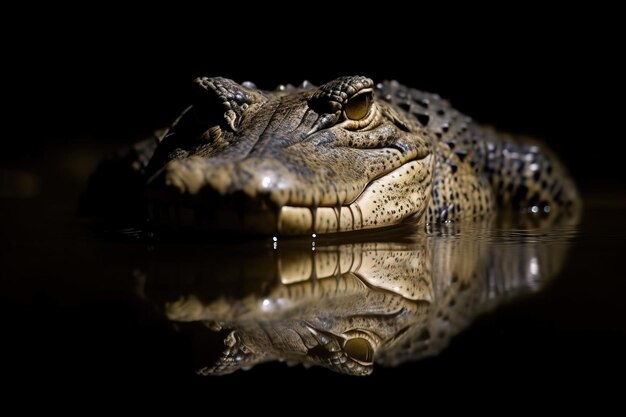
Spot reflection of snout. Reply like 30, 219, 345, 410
145, 160, 283, 234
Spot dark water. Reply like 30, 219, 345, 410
144, 223, 577, 377
2, 143, 625, 397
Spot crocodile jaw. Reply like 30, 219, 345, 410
278, 155, 433, 234
147, 154, 432, 235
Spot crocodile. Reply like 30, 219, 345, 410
143, 221, 574, 375
86, 75, 580, 234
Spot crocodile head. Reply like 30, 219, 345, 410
145, 75, 433, 235
152, 224, 573, 376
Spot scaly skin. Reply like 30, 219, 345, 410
88, 75, 580, 234
144, 222, 573, 375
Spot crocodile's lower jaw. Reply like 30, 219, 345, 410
148, 155, 432, 236
278, 155, 432, 235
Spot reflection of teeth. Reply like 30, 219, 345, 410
278, 253, 312, 284
315, 251, 339, 278
279, 248, 349, 284
278, 155, 432, 235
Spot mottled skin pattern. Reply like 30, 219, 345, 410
105, 75, 578, 235
380, 80, 578, 223
145, 222, 572, 375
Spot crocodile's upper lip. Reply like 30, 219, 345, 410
146, 151, 433, 235
149, 145, 426, 206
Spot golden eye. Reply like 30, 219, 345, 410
345, 91, 373, 120
343, 338, 374, 362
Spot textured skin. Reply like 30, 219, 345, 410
379, 81, 579, 224
92, 75, 579, 234
145, 222, 573, 375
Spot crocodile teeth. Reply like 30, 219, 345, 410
278, 155, 433, 235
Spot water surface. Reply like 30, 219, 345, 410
143, 222, 576, 376
1, 146, 625, 391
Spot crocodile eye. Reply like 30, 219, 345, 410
343, 338, 373, 362
345, 91, 373, 120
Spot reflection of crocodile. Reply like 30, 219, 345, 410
86, 76, 579, 234
143, 221, 573, 376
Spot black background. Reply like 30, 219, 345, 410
6, 10, 622, 192
3, 9, 625, 403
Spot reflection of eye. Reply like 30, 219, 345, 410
345, 91, 373, 120
344, 338, 374, 362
